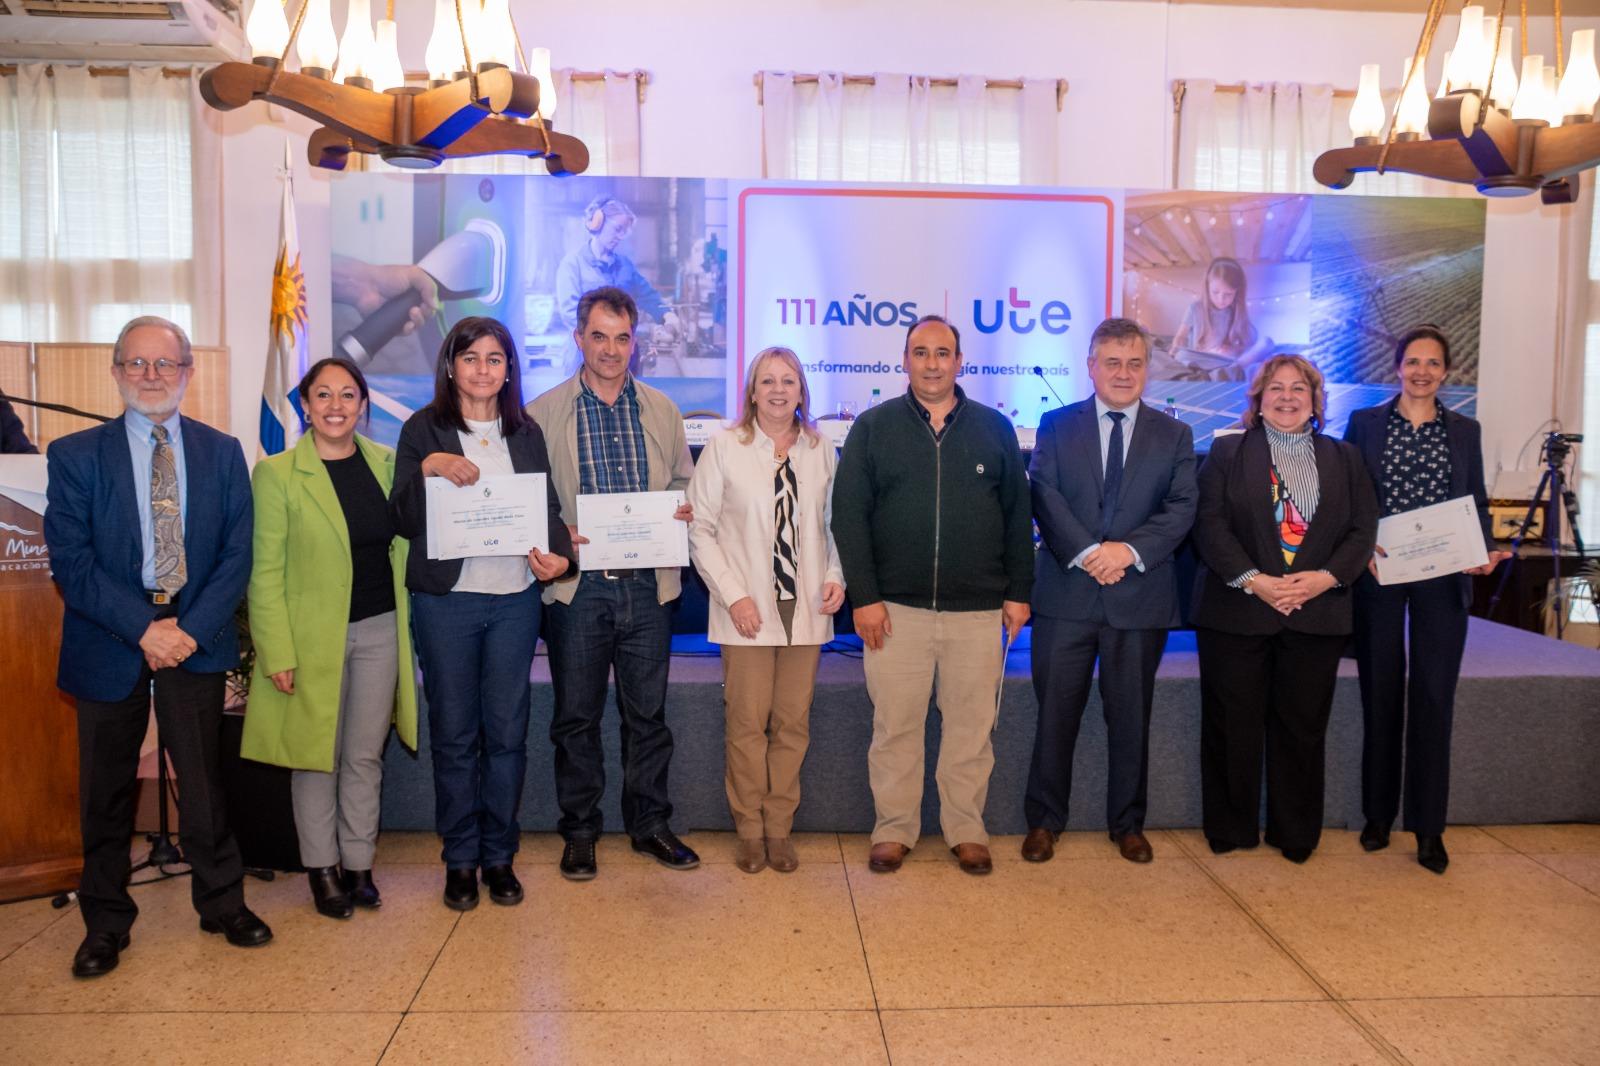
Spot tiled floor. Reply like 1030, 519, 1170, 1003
2, 824, 1597, 1065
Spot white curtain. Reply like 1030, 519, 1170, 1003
1177, 79, 1471, 197
433, 69, 644, 177
0, 64, 221, 344
759, 72, 1059, 185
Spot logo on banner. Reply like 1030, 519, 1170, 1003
774, 295, 920, 328
973, 288, 1071, 336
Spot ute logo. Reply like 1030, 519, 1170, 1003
973, 288, 1071, 335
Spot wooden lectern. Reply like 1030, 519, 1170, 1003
0, 455, 80, 901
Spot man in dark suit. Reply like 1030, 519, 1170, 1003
45, 316, 269, 979
1022, 318, 1197, 864
1, 395, 38, 453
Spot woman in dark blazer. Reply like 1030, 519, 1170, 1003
1191, 353, 1377, 863
390, 316, 575, 911
1344, 326, 1508, 875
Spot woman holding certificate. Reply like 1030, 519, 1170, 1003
1191, 354, 1376, 864
390, 317, 575, 911
1344, 326, 1507, 875
243, 357, 415, 919
687, 347, 845, 874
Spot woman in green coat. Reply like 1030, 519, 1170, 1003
242, 357, 417, 919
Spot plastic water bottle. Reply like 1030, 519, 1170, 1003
1035, 395, 1052, 427
1163, 396, 1179, 419
867, 388, 881, 410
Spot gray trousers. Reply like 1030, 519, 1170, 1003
291, 611, 399, 870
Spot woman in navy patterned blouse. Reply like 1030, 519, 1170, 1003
1343, 326, 1509, 875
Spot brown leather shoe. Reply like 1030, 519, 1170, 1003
1115, 831, 1154, 864
868, 842, 909, 873
1021, 827, 1057, 863
951, 842, 993, 875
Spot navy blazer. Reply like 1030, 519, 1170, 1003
1344, 398, 1494, 608
1190, 426, 1378, 637
44, 415, 253, 702
1030, 399, 1198, 629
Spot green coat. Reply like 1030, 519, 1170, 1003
241, 432, 418, 771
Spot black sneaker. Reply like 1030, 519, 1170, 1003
631, 829, 700, 870
560, 838, 598, 881
443, 867, 479, 911
482, 864, 524, 905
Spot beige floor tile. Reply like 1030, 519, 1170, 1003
880, 1002, 1389, 1065
1210, 853, 1600, 998
1352, 996, 1600, 1066
411, 862, 873, 1011
1481, 823, 1600, 853
839, 830, 1183, 865
0, 1012, 399, 1066
381, 1010, 888, 1065
1528, 853, 1600, 897
375, 831, 441, 864
0, 865, 458, 1013
377, 831, 842, 868
847, 854, 1322, 1009
1167, 826, 1513, 864
0, 897, 71, 960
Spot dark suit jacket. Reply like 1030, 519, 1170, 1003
1190, 426, 1378, 636
1344, 399, 1493, 609
390, 407, 576, 596
0, 397, 37, 454
1030, 399, 1197, 629
44, 415, 253, 702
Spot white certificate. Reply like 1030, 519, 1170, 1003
425, 473, 549, 560
1374, 495, 1489, 586
575, 490, 689, 571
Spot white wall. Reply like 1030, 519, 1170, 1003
218, 0, 1593, 473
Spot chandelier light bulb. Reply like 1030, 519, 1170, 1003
1435, 51, 1452, 98
528, 46, 557, 119
295, 0, 340, 76
1511, 54, 1548, 121
1446, 5, 1486, 92
1489, 32, 1519, 110
368, 18, 405, 93
1543, 65, 1566, 128
1349, 63, 1386, 143
477, 0, 516, 70
333, 0, 375, 84
425, 0, 467, 82
1396, 55, 1431, 136
245, 0, 291, 63
1558, 28, 1600, 121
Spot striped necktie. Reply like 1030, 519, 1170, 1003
150, 424, 187, 595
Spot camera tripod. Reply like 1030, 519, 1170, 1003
1488, 431, 1588, 639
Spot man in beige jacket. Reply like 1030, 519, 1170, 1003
526, 286, 699, 881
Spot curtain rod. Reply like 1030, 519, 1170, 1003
0, 64, 194, 78
754, 71, 1068, 111
1171, 78, 1364, 108
400, 67, 651, 103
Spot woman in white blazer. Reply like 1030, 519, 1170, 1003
688, 346, 845, 875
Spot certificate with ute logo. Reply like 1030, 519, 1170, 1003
1374, 495, 1489, 586
575, 490, 689, 571
425, 474, 549, 560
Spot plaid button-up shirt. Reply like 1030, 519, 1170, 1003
576, 374, 649, 495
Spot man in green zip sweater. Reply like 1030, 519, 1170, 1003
831, 314, 1033, 876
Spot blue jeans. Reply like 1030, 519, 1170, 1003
411, 586, 539, 870
544, 571, 675, 841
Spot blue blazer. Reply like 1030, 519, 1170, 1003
1344, 398, 1494, 608
1030, 399, 1198, 629
45, 415, 253, 702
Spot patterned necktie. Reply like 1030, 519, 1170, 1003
1100, 411, 1125, 540
150, 424, 187, 595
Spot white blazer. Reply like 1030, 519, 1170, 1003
688, 424, 845, 647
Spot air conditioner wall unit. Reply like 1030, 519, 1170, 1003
0, 0, 248, 63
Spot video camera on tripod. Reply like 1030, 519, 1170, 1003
1490, 429, 1587, 639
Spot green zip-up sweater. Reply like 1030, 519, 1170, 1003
831, 387, 1034, 612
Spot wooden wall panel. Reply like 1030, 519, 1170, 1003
33, 344, 231, 448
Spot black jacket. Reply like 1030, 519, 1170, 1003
0, 397, 37, 454
390, 407, 576, 596
1190, 426, 1378, 636
1344, 399, 1493, 609
1031, 399, 1197, 629
831, 387, 1033, 612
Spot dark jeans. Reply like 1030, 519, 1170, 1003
1354, 574, 1469, 837
411, 586, 539, 870
76, 665, 244, 936
544, 571, 675, 842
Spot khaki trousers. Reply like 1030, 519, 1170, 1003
720, 601, 822, 839
864, 603, 1003, 849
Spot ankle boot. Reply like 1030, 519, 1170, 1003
308, 866, 353, 919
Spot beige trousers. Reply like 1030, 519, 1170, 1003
864, 603, 1004, 849
720, 601, 822, 839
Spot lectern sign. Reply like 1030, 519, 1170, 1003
0, 485, 48, 590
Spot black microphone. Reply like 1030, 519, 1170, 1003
1032, 366, 1069, 409
0, 388, 112, 424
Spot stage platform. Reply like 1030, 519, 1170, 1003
374, 617, 1600, 840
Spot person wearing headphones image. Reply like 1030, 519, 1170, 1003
554, 194, 680, 373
